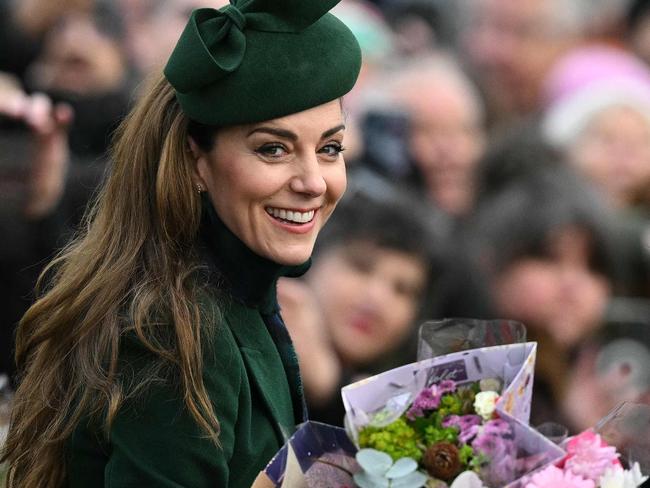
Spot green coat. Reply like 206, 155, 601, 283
67, 295, 301, 487
66, 201, 308, 487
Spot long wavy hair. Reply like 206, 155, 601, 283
1, 73, 221, 487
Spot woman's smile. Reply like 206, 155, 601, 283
265, 206, 317, 225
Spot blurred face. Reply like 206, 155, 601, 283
568, 105, 650, 207
462, 0, 572, 115
397, 77, 485, 215
194, 100, 347, 266
493, 226, 610, 347
309, 241, 427, 366
31, 13, 126, 95
132, 0, 225, 73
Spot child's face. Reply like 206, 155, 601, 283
309, 241, 428, 367
493, 226, 610, 347
569, 105, 650, 207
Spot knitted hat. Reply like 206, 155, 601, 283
542, 45, 650, 147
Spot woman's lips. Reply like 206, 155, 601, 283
265, 206, 318, 234
348, 311, 377, 336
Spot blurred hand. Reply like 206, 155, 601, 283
562, 345, 644, 432
0, 79, 72, 218
278, 278, 342, 406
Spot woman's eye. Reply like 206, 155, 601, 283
256, 144, 287, 158
319, 142, 345, 158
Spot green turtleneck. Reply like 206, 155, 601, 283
66, 196, 309, 488
198, 192, 311, 313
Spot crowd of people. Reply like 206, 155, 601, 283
2, 0, 650, 446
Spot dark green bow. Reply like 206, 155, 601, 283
166, 0, 341, 94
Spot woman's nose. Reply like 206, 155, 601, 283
289, 156, 327, 196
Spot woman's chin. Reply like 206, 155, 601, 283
264, 248, 313, 266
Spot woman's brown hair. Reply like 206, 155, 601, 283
1, 73, 220, 487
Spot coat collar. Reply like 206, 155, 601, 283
224, 300, 296, 443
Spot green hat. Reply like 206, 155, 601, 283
164, 0, 362, 126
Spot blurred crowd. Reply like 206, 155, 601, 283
2, 0, 650, 437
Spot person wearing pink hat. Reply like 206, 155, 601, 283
542, 45, 650, 209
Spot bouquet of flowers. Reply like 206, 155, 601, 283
341, 342, 565, 487
353, 377, 537, 487
255, 320, 649, 488
523, 429, 647, 488
518, 402, 650, 488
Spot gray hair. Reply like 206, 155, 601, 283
360, 53, 485, 124
452, 0, 606, 38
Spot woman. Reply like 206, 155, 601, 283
2, 1, 361, 486
442, 162, 616, 429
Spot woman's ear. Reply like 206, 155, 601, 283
188, 136, 202, 162
187, 136, 208, 188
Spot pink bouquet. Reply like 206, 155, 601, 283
524, 430, 648, 488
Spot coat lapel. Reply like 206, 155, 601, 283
225, 301, 295, 443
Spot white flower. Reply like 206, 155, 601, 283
449, 471, 486, 488
600, 466, 628, 488
599, 463, 648, 488
626, 463, 649, 487
474, 391, 499, 421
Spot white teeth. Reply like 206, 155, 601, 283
266, 207, 315, 224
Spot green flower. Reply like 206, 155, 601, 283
359, 418, 423, 462
423, 425, 459, 445
458, 444, 475, 466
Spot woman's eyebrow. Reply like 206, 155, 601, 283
247, 127, 298, 140
246, 124, 346, 140
322, 124, 346, 139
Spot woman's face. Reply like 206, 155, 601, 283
309, 241, 428, 366
194, 100, 347, 265
493, 226, 610, 347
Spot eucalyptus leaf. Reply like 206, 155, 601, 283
356, 448, 393, 476
385, 457, 418, 479
354, 471, 391, 488
389, 470, 428, 488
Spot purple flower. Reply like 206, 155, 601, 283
406, 381, 457, 419
443, 415, 482, 444
481, 419, 511, 437
406, 388, 441, 419
438, 380, 457, 395
482, 453, 518, 485
472, 420, 515, 458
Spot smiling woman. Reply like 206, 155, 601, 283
1, 1, 361, 487
191, 101, 348, 266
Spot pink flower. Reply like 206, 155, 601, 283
564, 430, 620, 482
525, 465, 595, 488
